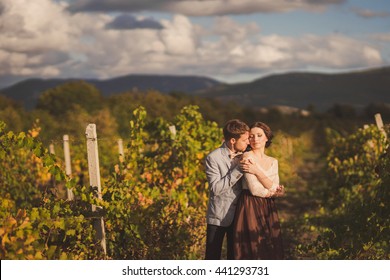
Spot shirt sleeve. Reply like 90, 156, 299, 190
205, 153, 243, 196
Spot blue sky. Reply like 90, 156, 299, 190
0, 0, 389, 89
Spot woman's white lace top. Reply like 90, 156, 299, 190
242, 155, 279, 197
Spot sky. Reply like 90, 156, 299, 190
0, 0, 389, 89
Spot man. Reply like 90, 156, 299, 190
205, 119, 250, 259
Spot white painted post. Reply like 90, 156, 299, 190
118, 138, 124, 156
169, 125, 177, 160
49, 144, 55, 155
49, 143, 56, 190
85, 124, 107, 255
169, 125, 177, 139
63, 135, 74, 201
375, 113, 387, 139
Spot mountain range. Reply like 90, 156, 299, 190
0, 75, 221, 109
1, 66, 389, 112
194, 66, 390, 112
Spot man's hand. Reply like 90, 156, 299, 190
240, 158, 259, 175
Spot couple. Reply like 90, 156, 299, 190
205, 119, 284, 260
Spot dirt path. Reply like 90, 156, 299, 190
277, 151, 327, 259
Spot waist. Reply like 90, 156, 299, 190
241, 189, 273, 200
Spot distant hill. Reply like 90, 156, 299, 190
193, 66, 390, 112
0, 75, 222, 109
1, 67, 389, 112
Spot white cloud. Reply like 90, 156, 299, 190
195, 33, 383, 77
160, 15, 197, 56
293, 34, 382, 67
371, 33, 390, 42
0, 0, 74, 52
0, 0, 384, 87
211, 17, 260, 42
0, 0, 75, 76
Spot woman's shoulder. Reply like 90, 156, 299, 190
266, 155, 278, 165
267, 155, 277, 161
243, 150, 254, 159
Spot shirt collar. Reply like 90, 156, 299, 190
228, 149, 243, 159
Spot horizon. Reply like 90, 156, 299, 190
2, 64, 389, 90
0, 0, 389, 89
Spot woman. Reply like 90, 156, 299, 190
233, 121, 284, 259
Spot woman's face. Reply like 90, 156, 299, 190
249, 127, 268, 149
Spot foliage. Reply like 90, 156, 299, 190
1, 96, 388, 260
299, 125, 389, 259
1, 106, 222, 259
0, 95, 25, 132
0, 121, 104, 260
102, 105, 221, 259
36, 81, 103, 116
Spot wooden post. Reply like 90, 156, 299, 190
63, 135, 74, 201
49, 143, 56, 191
375, 113, 387, 139
117, 138, 125, 166
169, 125, 177, 160
49, 144, 55, 155
85, 124, 107, 255
118, 138, 124, 156
169, 125, 177, 139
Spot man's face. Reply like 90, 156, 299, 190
232, 131, 249, 152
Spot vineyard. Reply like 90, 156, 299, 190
0, 105, 389, 260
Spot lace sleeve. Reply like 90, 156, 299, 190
268, 159, 280, 195
244, 158, 279, 198
244, 173, 270, 197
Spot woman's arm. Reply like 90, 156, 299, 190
241, 155, 277, 197
242, 157, 281, 197
244, 172, 272, 197
242, 156, 278, 190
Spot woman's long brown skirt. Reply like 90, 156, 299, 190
233, 190, 284, 260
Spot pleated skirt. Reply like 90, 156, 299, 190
233, 190, 284, 260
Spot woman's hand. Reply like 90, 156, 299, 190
274, 185, 285, 197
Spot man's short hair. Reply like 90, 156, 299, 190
223, 119, 249, 141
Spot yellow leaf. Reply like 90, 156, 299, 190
34, 251, 43, 260
7, 217, 17, 227
25, 235, 35, 245
2, 233, 10, 246
19, 219, 30, 229
60, 252, 68, 260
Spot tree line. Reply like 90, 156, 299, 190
1, 80, 389, 146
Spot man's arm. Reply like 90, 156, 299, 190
205, 155, 243, 196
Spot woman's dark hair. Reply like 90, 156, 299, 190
250, 121, 273, 148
